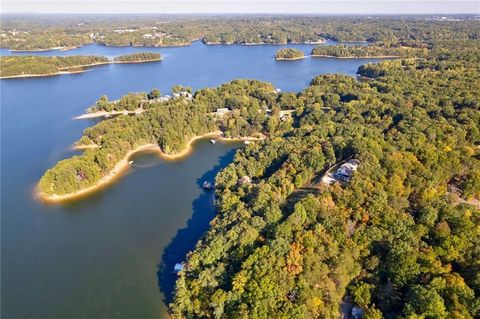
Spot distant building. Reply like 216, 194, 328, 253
143, 34, 153, 39
215, 108, 230, 116
158, 95, 171, 102
237, 175, 252, 186
173, 91, 193, 100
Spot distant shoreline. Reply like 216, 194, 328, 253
37, 131, 264, 203
274, 54, 400, 61
0, 58, 162, 79
9, 46, 81, 52
311, 54, 400, 59
210, 40, 327, 46
4, 38, 335, 53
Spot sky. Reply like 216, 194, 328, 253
1, 0, 479, 14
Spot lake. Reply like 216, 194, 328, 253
1, 41, 385, 319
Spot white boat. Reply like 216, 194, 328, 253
129, 160, 134, 164
174, 263, 184, 274
203, 181, 213, 189
210, 139, 216, 144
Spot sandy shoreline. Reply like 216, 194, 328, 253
37, 143, 161, 203
74, 109, 144, 120
275, 56, 306, 61
37, 130, 260, 203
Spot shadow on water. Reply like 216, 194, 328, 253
157, 148, 237, 306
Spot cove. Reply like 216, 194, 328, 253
1, 41, 387, 319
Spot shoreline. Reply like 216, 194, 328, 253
273, 53, 398, 61
311, 54, 400, 59
37, 131, 260, 203
205, 39, 326, 46
275, 56, 306, 61
9, 46, 81, 52
112, 58, 162, 64
0, 70, 86, 79
73, 144, 100, 150
37, 143, 160, 203
74, 108, 144, 120
0, 59, 162, 79
5, 38, 332, 52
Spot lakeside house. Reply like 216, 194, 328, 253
173, 91, 193, 100
279, 109, 294, 121
333, 159, 360, 182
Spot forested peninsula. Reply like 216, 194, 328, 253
35, 22, 480, 319
0, 52, 161, 78
311, 44, 430, 58
168, 41, 480, 319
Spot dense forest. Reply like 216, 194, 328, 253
169, 45, 480, 319
0, 55, 109, 77
275, 48, 305, 60
33, 16, 480, 318
311, 44, 429, 58
113, 52, 162, 62
1, 15, 479, 49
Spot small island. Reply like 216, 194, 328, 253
275, 48, 305, 60
113, 52, 162, 63
0, 52, 162, 79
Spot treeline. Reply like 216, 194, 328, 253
1, 31, 91, 51
311, 44, 429, 58
2, 15, 479, 49
275, 48, 305, 60
0, 55, 108, 77
113, 52, 161, 62
169, 47, 480, 318
87, 93, 147, 113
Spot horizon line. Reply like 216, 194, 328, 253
3, 1, 479, 15
2, 12, 479, 15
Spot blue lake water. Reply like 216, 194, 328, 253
1, 41, 385, 319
